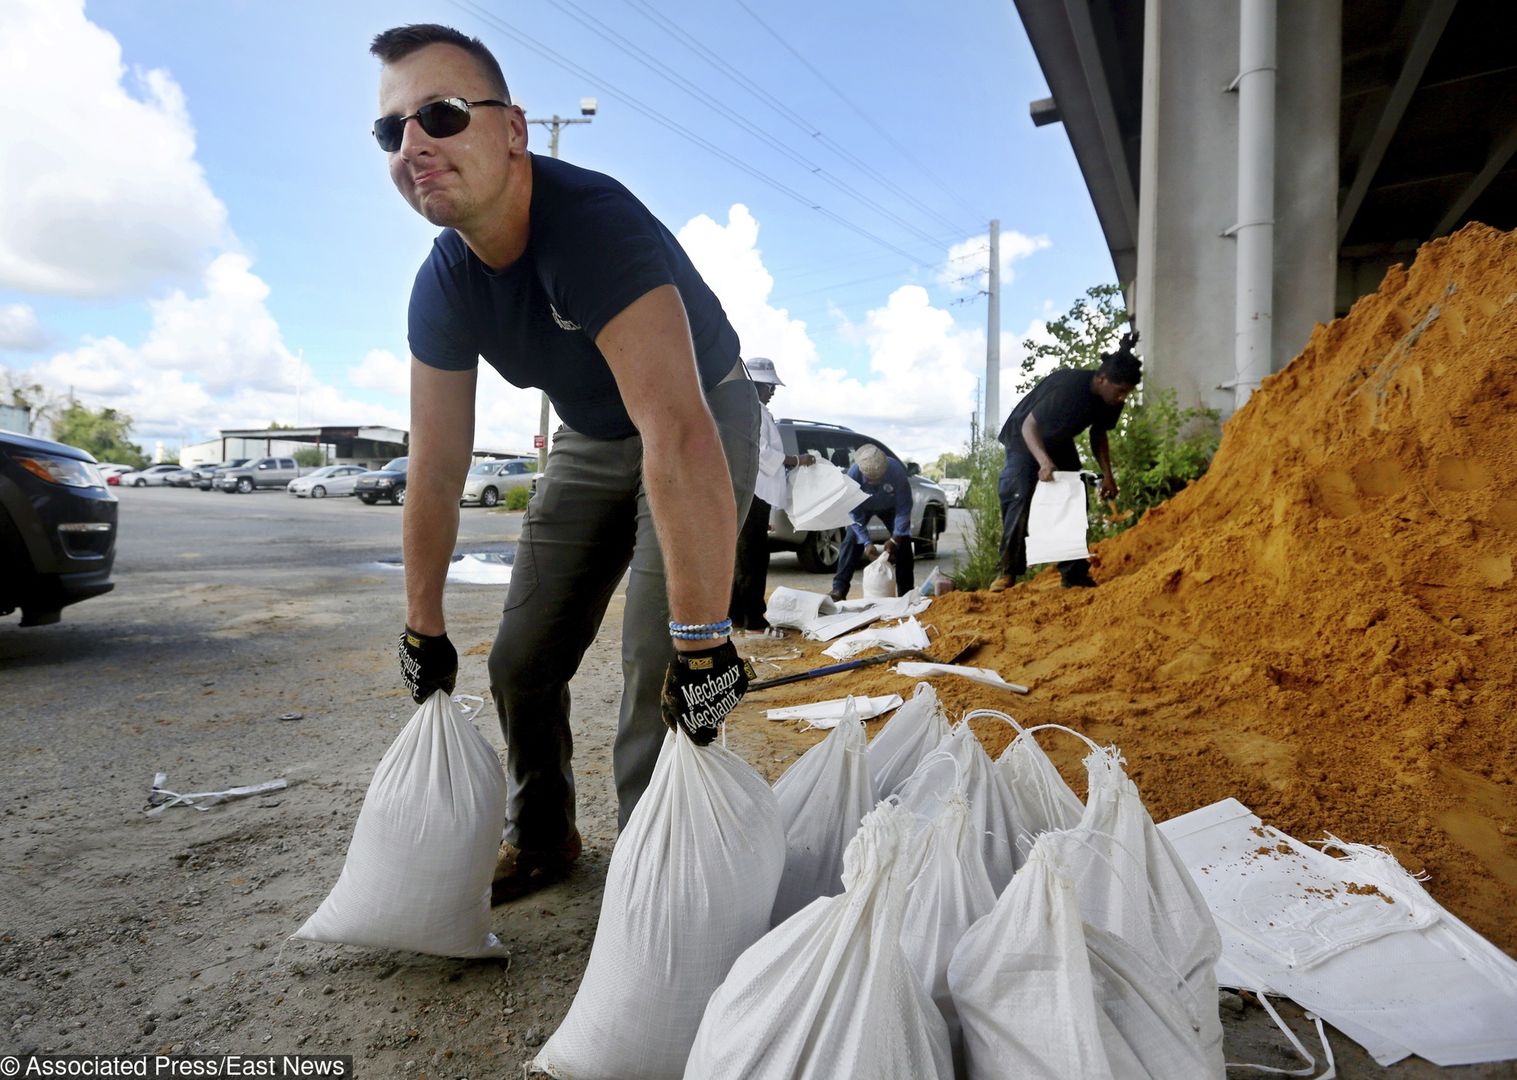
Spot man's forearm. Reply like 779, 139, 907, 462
641, 413, 737, 639
403, 470, 463, 635
1021, 415, 1054, 469
1092, 430, 1115, 481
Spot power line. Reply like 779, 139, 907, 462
537, 0, 954, 251
734, 0, 990, 226
618, 0, 979, 238
445, 0, 932, 265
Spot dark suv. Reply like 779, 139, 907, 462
0, 430, 118, 626
355, 457, 409, 505
770, 419, 948, 573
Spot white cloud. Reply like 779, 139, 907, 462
11, 256, 405, 444
348, 349, 409, 396
938, 230, 1051, 294
0, 304, 47, 351
0, 0, 228, 298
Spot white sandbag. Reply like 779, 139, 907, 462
765, 693, 903, 728
787, 459, 869, 530
801, 593, 932, 641
764, 586, 837, 631
895, 724, 1023, 893
867, 682, 949, 799
949, 835, 1218, 1080
900, 791, 998, 1078
1025, 469, 1090, 564
685, 803, 953, 1080
979, 714, 1086, 859
294, 693, 506, 958
822, 616, 930, 660
1060, 739, 1225, 1075
534, 731, 784, 1080
863, 551, 896, 598
770, 699, 877, 926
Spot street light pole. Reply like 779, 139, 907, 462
527, 99, 596, 471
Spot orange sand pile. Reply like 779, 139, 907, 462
733, 223, 1517, 955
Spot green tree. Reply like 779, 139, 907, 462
294, 447, 324, 467
949, 436, 1007, 591
2, 371, 69, 434
1016, 283, 1128, 394
930, 450, 972, 479
51, 403, 147, 468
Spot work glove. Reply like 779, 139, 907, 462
661, 640, 755, 746
398, 626, 458, 704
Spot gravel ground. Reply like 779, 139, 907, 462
1, 486, 1510, 1077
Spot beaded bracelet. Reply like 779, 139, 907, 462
669, 618, 732, 641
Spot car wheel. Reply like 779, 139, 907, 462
915, 507, 944, 557
236, 477, 254, 494
133, 478, 146, 487
392, 486, 406, 506
796, 527, 843, 574
359, 494, 376, 504
481, 486, 499, 508
311, 485, 326, 499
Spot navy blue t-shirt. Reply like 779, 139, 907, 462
998, 367, 1124, 457
407, 154, 742, 439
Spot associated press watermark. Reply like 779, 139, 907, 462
0, 1057, 353, 1078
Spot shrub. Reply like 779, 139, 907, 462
504, 486, 531, 511
950, 437, 1007, 591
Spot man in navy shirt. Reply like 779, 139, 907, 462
830, 444, 915, 601
992, 336, 1141, 591
371, 24, 760, 902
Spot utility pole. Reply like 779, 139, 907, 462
527, 97, 597, 471
984, 219, 1001, 438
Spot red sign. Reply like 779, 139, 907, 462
533, 434, 546, 449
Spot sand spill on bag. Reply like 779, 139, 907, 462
732, 223, 1517, 956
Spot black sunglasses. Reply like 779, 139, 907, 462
373, 97, 510, 153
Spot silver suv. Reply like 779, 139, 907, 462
769, 419, 948, 573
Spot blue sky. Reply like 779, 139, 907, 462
0, 0, 1115, 463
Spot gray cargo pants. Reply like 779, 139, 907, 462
488, 375, 760, 850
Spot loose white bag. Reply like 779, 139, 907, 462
684, 803, 953, 1080
294, 692, 507, 958
763, 586, 838, 630
770, 700, 877, 926
1024, 470, 1090, 564
867, 682, 950, 799
534, 732, 784, 1080
787, 459, 869, 531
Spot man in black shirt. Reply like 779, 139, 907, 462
371, 24, 760, 902
992, 336, 1141, 591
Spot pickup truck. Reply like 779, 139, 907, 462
218, 457, 302, 493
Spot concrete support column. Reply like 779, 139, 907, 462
1134, 1, 1339, 418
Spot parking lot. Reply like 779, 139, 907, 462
0, 482, 970, 1072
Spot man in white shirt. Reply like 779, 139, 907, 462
730, 358, 813, 637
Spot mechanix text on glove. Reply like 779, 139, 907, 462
660, 640, 754, 745
398, 626, 458, 705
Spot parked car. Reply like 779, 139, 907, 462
937, 477, 970, 508
218, 457, 301, 493
194, 459, 250, 490
769, 419, 948, 573
166, 467, 200, 488
119, 463, 188, 487
287, 464, 369, 498
96, 463, 135, 479
355, 457, 408, 505
0, 429, 117, 626
461, 459, 539, 507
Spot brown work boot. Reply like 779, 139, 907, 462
491, 830, 582, 906
988, 575, 1014, 593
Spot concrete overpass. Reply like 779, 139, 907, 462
1014, 0, 1517, 415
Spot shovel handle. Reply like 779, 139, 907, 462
748, 649, 921, 691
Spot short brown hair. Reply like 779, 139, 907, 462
370, 24, 510, 102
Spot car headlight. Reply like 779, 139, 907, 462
376, 478, 393, 487
14, 453, 105, 489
